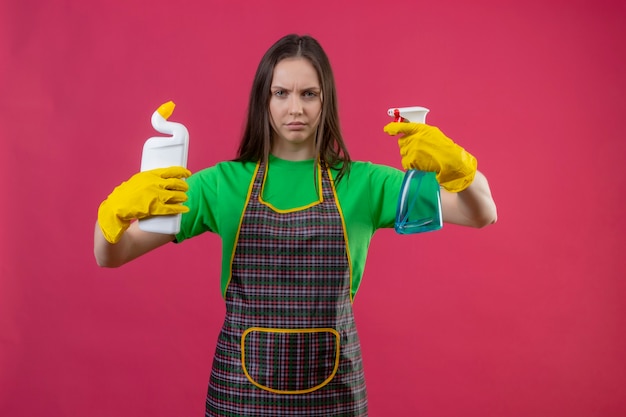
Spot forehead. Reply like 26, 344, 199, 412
272, 57, 320, 86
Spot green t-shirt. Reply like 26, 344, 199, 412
176, 155, 414, 299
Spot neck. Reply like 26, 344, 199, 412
270, 142, 316, 161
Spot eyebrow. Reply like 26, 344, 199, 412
270, 85, 321, 92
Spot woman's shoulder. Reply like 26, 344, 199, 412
339, 160, 404, 178
192, 159, 257, 178
329, 161, 404, 193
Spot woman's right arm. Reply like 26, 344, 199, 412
94, 221, 175, 268
94, 166, 192, 267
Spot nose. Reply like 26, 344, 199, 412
288, 96, 303, 115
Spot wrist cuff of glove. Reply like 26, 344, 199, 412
439, 170, 476, 192
97, 200, 131, 244
438, 152, 478, 193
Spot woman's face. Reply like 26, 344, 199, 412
268, 57, 322, 160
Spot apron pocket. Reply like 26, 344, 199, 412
241, 327, 340, 394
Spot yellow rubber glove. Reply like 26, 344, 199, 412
97, 166, 192, 244
384, 122, 477, 192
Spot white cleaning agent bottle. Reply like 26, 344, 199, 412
138, 101, 189, 235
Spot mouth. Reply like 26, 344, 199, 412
285, 122, 306, 130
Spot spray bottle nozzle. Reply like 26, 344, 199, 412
388, 106, 430, 123
393, 108, 407, 122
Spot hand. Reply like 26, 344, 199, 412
97, 166, 192, 244
383, 122, 477, 192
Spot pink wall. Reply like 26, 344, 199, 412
2, 0, 625, 416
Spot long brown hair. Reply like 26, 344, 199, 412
235, 34, 351, 182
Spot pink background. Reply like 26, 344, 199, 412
2, 0, 625, 416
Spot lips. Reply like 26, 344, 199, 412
285, 122, 306, 130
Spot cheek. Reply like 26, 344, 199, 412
311, 104, 322, 125
269, 100, 284, 120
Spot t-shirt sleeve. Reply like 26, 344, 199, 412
366, 163, 405, 229
366, 163, 442, 231
175, 166, 219, 243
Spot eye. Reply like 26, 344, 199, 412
273, 89, 286, 97
303, 91, 319, 99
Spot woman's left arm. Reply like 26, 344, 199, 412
383, 121, 497, 228
440, 170, 497, 228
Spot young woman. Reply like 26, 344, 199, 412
95, 34, 497, 417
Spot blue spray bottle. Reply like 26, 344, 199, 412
388, 107, 442, 234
